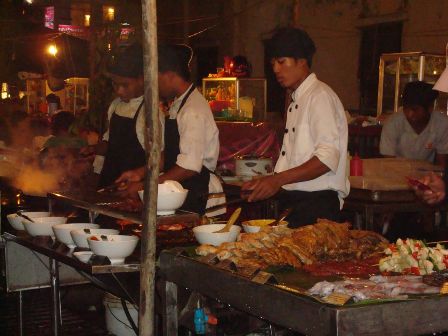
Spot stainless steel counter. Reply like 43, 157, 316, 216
159, 249, 448, 336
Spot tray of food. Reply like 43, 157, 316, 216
189, 220, 448, 306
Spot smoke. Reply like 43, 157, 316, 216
13, 164, 63, 197
10, 145, 89, 196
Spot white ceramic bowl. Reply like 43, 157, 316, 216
53, 223, 100, 249
242, 219, 288, 233
87, 234, 139, 264
138, 186, 188, 216
73, 251, 94, 263
193, 224, 241, 246
7, 211, 50, 231
71, 228, 120, 249
22, 216, 68, 237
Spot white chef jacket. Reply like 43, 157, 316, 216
168, 85, 224, 216
274, 73, 350, 208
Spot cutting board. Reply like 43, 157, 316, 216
349, 158, 442, 191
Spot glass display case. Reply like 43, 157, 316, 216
202, 77, 267, 121
377, 52, 447, 116
64, 77, 89, 115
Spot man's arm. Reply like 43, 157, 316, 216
242, 156, 330, 202
159, 165, 197, 183
243, 91, 342, 202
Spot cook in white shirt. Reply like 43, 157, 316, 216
242, 27, 349, 227
91, 43, 147, 188
93, 96, 145, 173
158, 44, 224, 215
117, 44, 224, 215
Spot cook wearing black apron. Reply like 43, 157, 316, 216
275, 189, 340, 228
99, 101, 146, 188
163, 85, 211, 215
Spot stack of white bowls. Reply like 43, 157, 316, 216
21, 216, 68, 237
7, 211, 50, 231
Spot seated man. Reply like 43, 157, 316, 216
380, 81, 448, 168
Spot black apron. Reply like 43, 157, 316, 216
99, 101, 146, 188
164, 86, 211, 215
275, 189, 341, 228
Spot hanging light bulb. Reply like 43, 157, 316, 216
47, 44, 58, 56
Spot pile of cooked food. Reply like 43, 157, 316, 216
196, 219, 389, 270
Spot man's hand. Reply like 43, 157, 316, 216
115, 167, 145, 186
115, 181, 144, 199
414, 173, 446, 205
241, 175, 282, 202
79, 145, 96, 159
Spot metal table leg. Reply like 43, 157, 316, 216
17, 290, 23, 336
50, 258, 61, 336
162, 281, 178, 336
89, 211, 96, 224
48, 197, 54, 215
364, 207, 374, 231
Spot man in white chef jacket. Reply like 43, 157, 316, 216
116, 44, 225, 216
242, 27, 349, 227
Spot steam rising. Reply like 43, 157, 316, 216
13, 164, 63, 197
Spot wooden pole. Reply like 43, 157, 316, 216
140, 0, 159, 335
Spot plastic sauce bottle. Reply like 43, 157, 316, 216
350, 153, 363, 176
194, 302, 208, 335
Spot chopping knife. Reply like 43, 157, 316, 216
206, 190, 252, 199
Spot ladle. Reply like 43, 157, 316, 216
213, 207, 242, 233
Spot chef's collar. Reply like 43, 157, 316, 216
169, 84, 194, 118
174, 83, 194, 104
291, 73, 316, 102
120, 95, 143, 104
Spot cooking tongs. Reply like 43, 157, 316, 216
205, 189, 252, 213
97, 182, 125, 193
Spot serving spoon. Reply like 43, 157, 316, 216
213, 207, 242, 233
16, 211, 35, 223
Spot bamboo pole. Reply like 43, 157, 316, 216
140, 0, 160, 335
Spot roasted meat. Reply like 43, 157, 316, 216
195, 219, 388, 271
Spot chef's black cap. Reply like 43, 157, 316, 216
268, 27, 316, 67
402, 81, 439, 110
107, 43, 143, 78
158, 44, 192, 81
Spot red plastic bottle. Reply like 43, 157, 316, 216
350, 153, 363, 176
